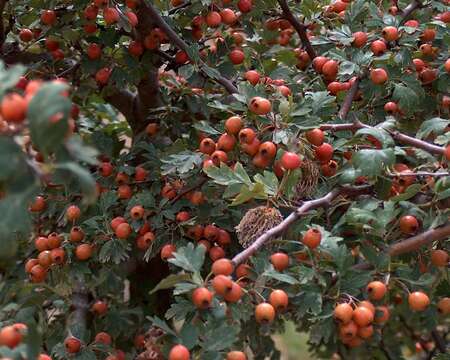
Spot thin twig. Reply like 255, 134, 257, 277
338, 78, 360, 120
276, 0, 316, 59
170, 177, 208, 204
431, 330, 447, 353
142, 1, 239, 94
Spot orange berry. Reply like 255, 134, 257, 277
168, 344, 190, 360
212, 258, 234, 276
270, 252, 289, 271
408, 291, 430, 311
269, 289, 289, 312
192, 287, 213, 309
430, 249, 448, 267
367, 281, 387, 301
334, 303, 353, 324
255, 303, 276, 323
302, 228, 321, 249
352, 306, 374, 327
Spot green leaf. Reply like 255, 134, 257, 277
27, 83, 72, 155
392, 84, 418, 113
390, 183, 422, 202
201, 320, 240, 351
233, 162, 252, 186
263, 268, 299, 284
161, 151, 203, 175
352, 149, 395, 177
192, 121, 221, 135
147, 316, 177, 337
231, 182, 267, 206
254, 171, 279, 196
178, 322, 199, 349
205, 163, 251, 187
416, 117, 450, 140
149, 274, 193, 294
54, 162, 97, 203
168, 243, 205, 273
355, 127, 394, 148
98, 239, 130, 264
0, 62, 26, 98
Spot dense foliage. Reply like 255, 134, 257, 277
0, 0, 449, 359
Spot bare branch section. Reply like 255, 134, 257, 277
338, 78, 360, 120
389, 223, 450, 257
231, 185, 372, 265
277, 0, 316, 60
141, 1, 239, 94
319, 121, 445, 156
399, 0, 423, 24
70, 281, 90, 331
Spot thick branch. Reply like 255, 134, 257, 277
70, 281, 89, 332
388, 130, 444, 156
388, 223, 450, 257
231, 185, 372, 265
141, 1, 239, 94
104, 88, 138, 128
277, 0, 316, 60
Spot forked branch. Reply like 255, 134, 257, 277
231, 185, 372, 265
277, 0, 316, 59
142, 1, 239, 94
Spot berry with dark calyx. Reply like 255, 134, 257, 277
64, 337, 82, 354
212, 275, 233, 296
367, 281, 387, 301
269, 289, 289, 312
255, 303, 276, 323
302, 228, 321, 249
192, 287, 213, 309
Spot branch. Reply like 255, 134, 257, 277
0, 0, 6, 50
104, 88, 138, 129
141, 1, 239, 94
319, 121, 445, 156
231, 185, 372, 265
69, 281, 89, 331
431, 330, 447, 354
170, 176, 207, 204
168, 1, 191, 14
338, 78, 360, 120
388, 129, 444, 156
388, 223, 450, 257
399, 0, 423, 25
276, 0, 316, 60
388, 171, 449, 177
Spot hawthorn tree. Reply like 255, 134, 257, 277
0, 0, 449, 359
